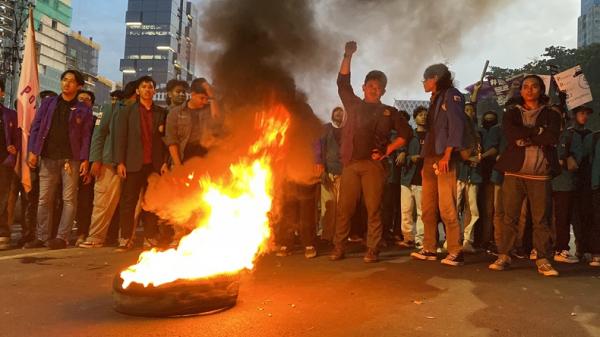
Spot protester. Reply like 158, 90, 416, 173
78, 81, 138, 248
318, 106, 345, 241
114, 76, 168, 251
110, 89, 124, 107
583, 107, 600, 267
330, 41, 412, 263
551, 105, 591, 263
490, 75, 561, 276
24, 70, 93, 249
410, 63, 466, 266
478, 111, 502, 250
0, 79, 21, 250
398, 106, 428, 249
456, 102, 482, 253
165, 78, 219, 165
165, 79, 189, 108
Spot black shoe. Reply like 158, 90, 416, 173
441, 251, 464, 266
23, 239, 45, 249
511, 248, 527, 259
329, 246, 345, 261
17, 236, 34, 248
410, 249, 438, 261
47, 238, 67, 250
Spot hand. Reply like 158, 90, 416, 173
160, 163, 169, 175
468, 156, 481, 164
410, 155, 422, 163
117, 163, 127, 178
27, 152, 38, 168
90, 161, 103, 179
566, 156, 579, 172
6, 145, 16, 155
82, 174, 93, 185
314, 164, 325, 177
395, 152, 407, 166
474, 81, 482, 91
344, 41, 357, 56
79, 160, 89, 176
437, 155, 450, 174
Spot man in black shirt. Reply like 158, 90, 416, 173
330, 41, 412, 263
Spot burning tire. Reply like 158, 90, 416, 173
112, 273, 240, 317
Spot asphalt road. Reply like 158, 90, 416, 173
0, 244, 599, 337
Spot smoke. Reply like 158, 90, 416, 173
143, 0, 509, 226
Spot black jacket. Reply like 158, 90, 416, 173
494, 105, 561, 177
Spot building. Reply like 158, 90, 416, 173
31, 0, 72, 93
578, 0, 600, 47
120, 0, 199, 105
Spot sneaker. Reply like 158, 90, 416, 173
553, 250, 579, 264
275, 246, 292, 257
415, 241, 423, 250
23, 239, 45, 249
486, 244, 499, 256
537, 262, 559, 277
78, 240, 104, 248
75, 234, 86, 247
411, 249, 438, 261
143, 237, 160, 249
114, 239, 134, 252
529, 249, 538, 260
0, 237, 10, 250
441, 251, 464, 266
363, 248, 379, 263
489, 255, 512, 271
462, 241, 476, 254
348, 235, 362, 243
47, 238, 67, 250
396, 240, 415, 249
329, 246, 345, 261
304, 246, 317, 259
589, 256, 600, 267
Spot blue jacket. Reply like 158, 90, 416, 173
583, 131, 600, 190
29, 96, 93, 161
401, 128, 423, 187
1, 104, 21, 168
552, 127, 589, 192
421, 87, 466, 156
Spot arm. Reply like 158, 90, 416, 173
502, 108, 540, 145
164, 107, 182, 166
337, 41, 361, 111
387, 110, 412, 157
114, 105, 130, 177
444, 90, 466, 150
529, 108, 561, 146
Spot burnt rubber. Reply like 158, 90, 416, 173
112, 273, 240, 317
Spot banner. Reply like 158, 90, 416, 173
554, 65, 593, 110
16, 7, 39, 193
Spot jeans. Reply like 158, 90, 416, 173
334, 160, 386, 250
400, 184, 423, 244
278, 182, 317, 248
421, 156, 462, 255
457, 181, 479, 245
500, 175, 552, 260
37, 158, 80, 241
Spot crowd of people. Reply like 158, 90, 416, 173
0, 40, 599, 278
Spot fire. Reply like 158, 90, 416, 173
120, 104, 290, 289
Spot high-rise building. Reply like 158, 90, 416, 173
32, 0, 72, 93
578, 0, 600, 47
120, 0, 198, 104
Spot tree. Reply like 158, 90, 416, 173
488, 44, 600, 129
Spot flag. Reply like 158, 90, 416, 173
16, 7, 39, 193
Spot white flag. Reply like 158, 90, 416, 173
16, 7, 39, 193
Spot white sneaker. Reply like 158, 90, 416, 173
590, 256, 600, 267
0, 236, 10, 250
529, 249, 538, 260
553, 250, 579, 264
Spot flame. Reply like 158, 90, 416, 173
120, 104, 290, 289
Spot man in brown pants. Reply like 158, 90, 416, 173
329, 41, 412, 263
410, 64, 466, 266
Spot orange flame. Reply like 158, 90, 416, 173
120, 104, 290, 289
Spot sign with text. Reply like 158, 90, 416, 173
554, 65, 593, 110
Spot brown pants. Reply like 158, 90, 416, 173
334, 160, 386, 250
421, 156, 462, 255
